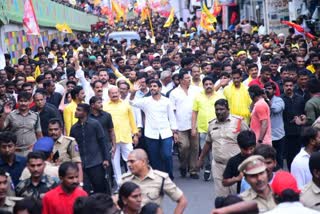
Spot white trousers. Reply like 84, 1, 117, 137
112, 143, 133, 186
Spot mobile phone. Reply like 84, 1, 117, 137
52, 151, 60, 162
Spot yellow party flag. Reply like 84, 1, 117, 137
202, 3, 217, 24
34, 65, 41, 79
111, 0, 124, 21
56, 23, 73, 34
200, 12, 215, 32
163, 8, 174, 28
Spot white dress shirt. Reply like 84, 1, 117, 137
265, 202, 318, 214
169, 85, 201, 131
130, 95, 177, 139
291, 148, 312, 188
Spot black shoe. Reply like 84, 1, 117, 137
180, 168, 187, 177
190, 173, 199, 179
204, 170, 211, 181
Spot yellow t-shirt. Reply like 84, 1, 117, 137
192, 91, 225, 133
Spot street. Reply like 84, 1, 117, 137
163, 155, 215, 214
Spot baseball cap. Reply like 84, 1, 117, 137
33, 137, 54, 152
271, 171, 300, 196
238, 155, 266, 175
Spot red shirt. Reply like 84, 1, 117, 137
248, 77, 281, 96
42, 185, 87, 214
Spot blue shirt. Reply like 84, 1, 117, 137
0, 155, 27, 186
270, 96, 285, 141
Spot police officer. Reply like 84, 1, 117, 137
47, 118, 83, 186
301, 152, 320, 211
197, 99, 248, 197
121, 149, 188, 213
238, 155, 276, 213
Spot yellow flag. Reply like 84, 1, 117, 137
56, 23, 73, 34
141, 7, 149, 21
200, 12, 215, 32
34, 65, 41, 79
111, 0, 124, 21
163, 8, 174, 28
202, 3, 217, 24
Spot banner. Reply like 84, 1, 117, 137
23, 0, 40, 35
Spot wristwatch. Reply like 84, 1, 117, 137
258, 140, 263, 143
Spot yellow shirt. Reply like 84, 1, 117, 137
103, 100, 138, 143
307, 64, 315, 74
63, 100, 78, 136
223, 83, 252, 124
192, 91, 225, 133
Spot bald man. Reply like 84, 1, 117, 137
122, 149, 187, 214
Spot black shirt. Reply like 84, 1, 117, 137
46, 92, 62, 108
70, 118, 110, 168
281, 94, 305, 136
223, 153, 247, 193
89, 110, 114, 144
31, 103, 61, 136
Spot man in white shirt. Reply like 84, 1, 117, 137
129, 79, 178, 179
291, 127, 320, 188
169, 70, 201, 179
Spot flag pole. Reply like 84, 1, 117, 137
38, 33, 45, 50
146, 0, 154, 38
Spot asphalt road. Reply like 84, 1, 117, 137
162, 155, 215, 214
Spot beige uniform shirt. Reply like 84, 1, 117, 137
240, 186, 276, 213
52, 135, 81, 163
301, 181, 320, 211
0, 197, 15, 212
3, 110, 41, 149
121, 167, 183, 207
206, 114, 249, 179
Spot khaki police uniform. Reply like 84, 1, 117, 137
301, 181, 320, 211
240, 186, 276, 213
238, 155, 276, 213
52, 135, 81, 163
206, 114, 248, 197
121, 167, 183, 207
0, 197, 17, 212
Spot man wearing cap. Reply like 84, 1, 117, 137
266, 171, 317, 213
197, 99, 248, 196
239, 155, 276, 212
300, 151, 320, 211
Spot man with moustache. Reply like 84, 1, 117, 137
239, 155, 276, 212
281, 78, 305, 170
47, 118, 83, 187
103, 87, 138, 189
42, 162, 87, 214
15, 152, 58, 199
197, 99, 248, 196
130, 79, 178, 180
192, 77, 224, 181
0, 92, 42, 156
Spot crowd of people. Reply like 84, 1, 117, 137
1, 11, 320, 214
